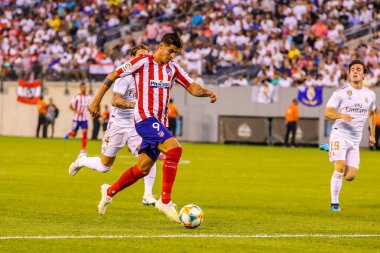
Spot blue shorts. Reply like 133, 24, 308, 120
135, 117, 173, 161
71, 120, 88, 132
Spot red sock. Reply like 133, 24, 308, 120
162, 147, 182, 204
68, 131, 76, 137
82, 130, 87, 150
107, 166, 145, 197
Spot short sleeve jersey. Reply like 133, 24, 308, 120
326, 84, 377, 142
110, 75, 136, 127
115, 55, 193, 125
70, 93, 92, 121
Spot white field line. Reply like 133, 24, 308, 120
0, 234, 379, 240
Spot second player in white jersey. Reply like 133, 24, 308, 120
325, 60, 377, 212
326, 85, 376, 144
68, 45, 158, 206
108, 75, 136, 128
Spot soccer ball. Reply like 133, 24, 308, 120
179, 204, 204, 229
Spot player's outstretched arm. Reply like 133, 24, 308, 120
369, 110, 376, 146
186, 83, 217, 103
88, 71, 119, 117
325, 107, 352, 122
111, 93, 135, 109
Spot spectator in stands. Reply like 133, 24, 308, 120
0, 0, 379, 87
311, 19, 328, 39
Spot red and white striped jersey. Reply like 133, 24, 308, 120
115, 55, 194, 125
70, 93, 92, 121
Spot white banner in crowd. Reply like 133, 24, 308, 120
17, 80, 41, 104
89, 64, 115, 75
251, 84, 279, 104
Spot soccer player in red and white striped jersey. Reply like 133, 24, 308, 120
64, 82, 92, 153
89, 33, 217, 223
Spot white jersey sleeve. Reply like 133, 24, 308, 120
327, 85, 377, 143
113, 77, 131, 95
110, 76, 136, 128
326, 88, 344, 108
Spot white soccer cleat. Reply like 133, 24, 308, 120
98, 184, 112, 215
155, 198, 180, 223
142, 194, 157, 206
68, 152, 87, 176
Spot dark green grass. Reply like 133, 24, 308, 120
0, 136, 379, 252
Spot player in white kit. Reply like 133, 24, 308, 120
325, 60, 377, 211
68, 45, 157, 206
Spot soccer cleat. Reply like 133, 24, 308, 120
330, 203, 341, 212
68, 152, 87, 176
98, 184, 112, 215
155, 198, 180, 223
63, 134, 69, 140
319, 143, 329, 151
80, 149, 87, 155
142, 194, 157, 206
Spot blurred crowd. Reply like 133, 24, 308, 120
1, 0, 380, 88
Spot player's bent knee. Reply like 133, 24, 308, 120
138, 166, 151, 175
334, 161, 345, 173
166, 147, 183, 162
344, 176, 355, 181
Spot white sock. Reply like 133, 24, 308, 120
144, 163, 156, 196
330, 171, 344, 204
80, 157, 110, 173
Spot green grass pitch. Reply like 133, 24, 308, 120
0, 136, 379, 252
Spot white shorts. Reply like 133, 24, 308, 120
101, 122, 142, 158
328, 131, 360, 169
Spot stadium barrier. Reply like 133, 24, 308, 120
0, 81, 379, 147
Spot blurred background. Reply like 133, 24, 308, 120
0, 0, 380, 148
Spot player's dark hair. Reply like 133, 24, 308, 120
161, 33, 183, 49
130, 44, 149, 57
348, 59, 367, 73
80, 82, 86, 86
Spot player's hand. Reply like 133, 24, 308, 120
369, 135, 376, 147
88, 101, 100, 117
341, 114, 352, 122
207, 90, 217, 103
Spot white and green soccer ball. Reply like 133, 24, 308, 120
179, 204, 204, 229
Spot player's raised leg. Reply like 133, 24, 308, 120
97, 152, 153, 215
69, 154, 113, 176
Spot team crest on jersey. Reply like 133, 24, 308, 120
150, 80, 171, 89
105, 136, 110, 145
158, 130, 165, 137
365, 97, 368, 103
347, 90, 352, 99
166, 66, 172, 76
122, 63, 131, 72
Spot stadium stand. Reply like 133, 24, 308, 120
0, 0, 380, 87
